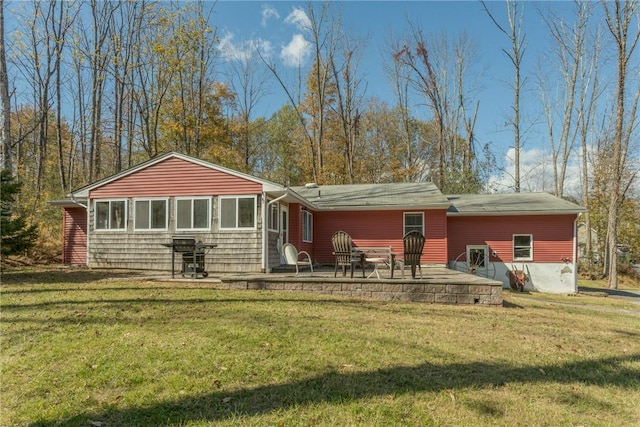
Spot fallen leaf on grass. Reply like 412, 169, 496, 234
88, 420, 104, 426
222, 397, 232, 403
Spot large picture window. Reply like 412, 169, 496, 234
302, 210, 313, 242
220, 196, 256, 229
95, 200, 126, 230
404, 212, 424, 235
134, 199, 168, 230
176, 197, 210, 230
513, 234, 533, 260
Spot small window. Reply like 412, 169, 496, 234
467, 245, 488, 267
513, 234, 533, 260
95, 200, 126, 230
134, 199, 168, 230
268, 203, 279, 232
302, 210, 313, 243
176, 197, 211, 230
404, 212, 424, 235
220, 196, 256, 230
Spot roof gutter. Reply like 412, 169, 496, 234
447, 209, 587, 216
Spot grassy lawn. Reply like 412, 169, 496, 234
2, 268, 639, 426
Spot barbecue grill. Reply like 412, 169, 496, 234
163, 235, 216, 278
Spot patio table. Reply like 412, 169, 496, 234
353, 247, 397, 279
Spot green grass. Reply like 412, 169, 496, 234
2, 267, 639, 426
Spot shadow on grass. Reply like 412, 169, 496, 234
30, 354, 639, 426
1, 268, 147, 285
580, 286, 640, 300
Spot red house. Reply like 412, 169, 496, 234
53, 152, 585, 293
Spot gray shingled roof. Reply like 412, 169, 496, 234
290, 182, 451, 210
446, 192, 586, 215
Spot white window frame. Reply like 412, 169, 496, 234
219, 195, 257, 230
133, 198, 169, 231
467, 245, 489, 267
403, 212, 424, 235
268, 202, 279, 232
175, 196, 211, 231
302, 210, 313, 243
513, 234, 533, 261
94, 199, 127, 231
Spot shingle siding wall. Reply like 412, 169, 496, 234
87, 166, 266, 272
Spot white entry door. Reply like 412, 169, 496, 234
280, 206, 289, 263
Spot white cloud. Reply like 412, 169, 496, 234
218, 31, 272, 62
284, 7, 311, 31
261, 5, 279, 27
280, 34, 311, 67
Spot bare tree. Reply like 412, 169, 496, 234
538, 1, 592, 198
1, 0, 11, 173
328, 28, 366, 183
385, 36, 424, 181
575, 9, 603, 273
223, 38, 270, 170
52, 1, 77, 192
393, 27, 482, 192
482, 0, 526, 193
601, 0, 640, 289
260, 2, 340, 183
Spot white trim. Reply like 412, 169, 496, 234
175, 196, 212, 231
219, 195, 258, 230
467, 245, 489, 267
268, 202, 279, 232
513, 234, 533, 261
133, 197, 169, 231
93, 199, 127, 231
302, 210, 313, 243
447, 211, 585, 216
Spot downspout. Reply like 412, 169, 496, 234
572, 214, 579, 294
263, 193, 288, 273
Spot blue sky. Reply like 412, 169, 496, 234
211, 0, 586, 193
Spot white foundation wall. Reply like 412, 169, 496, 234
491, 262, 578, 294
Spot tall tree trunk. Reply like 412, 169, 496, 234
602, 0, 639, 289
0, 0, 11, 173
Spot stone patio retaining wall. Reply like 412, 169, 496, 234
216, 276, 503, 306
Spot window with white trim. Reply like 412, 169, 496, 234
220, 196, 256, 229
176, 197, 210, 230
302, 210, 313, 242
268, 203, 279, 232
134, 199, 168, 230
95, 199, 127, 230
404, 212, 424, 235
513, 234, 533, 260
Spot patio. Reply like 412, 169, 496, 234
152, 265, 504, 306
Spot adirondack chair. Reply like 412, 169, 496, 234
396, 231, 425, 279
331, 231, 363, 278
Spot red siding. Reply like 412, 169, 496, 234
90, 157, 262, 197
63, 207, 87, 265
290, 208, 448, 264
447, 214, 577, 263
424, 210, 448, 263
